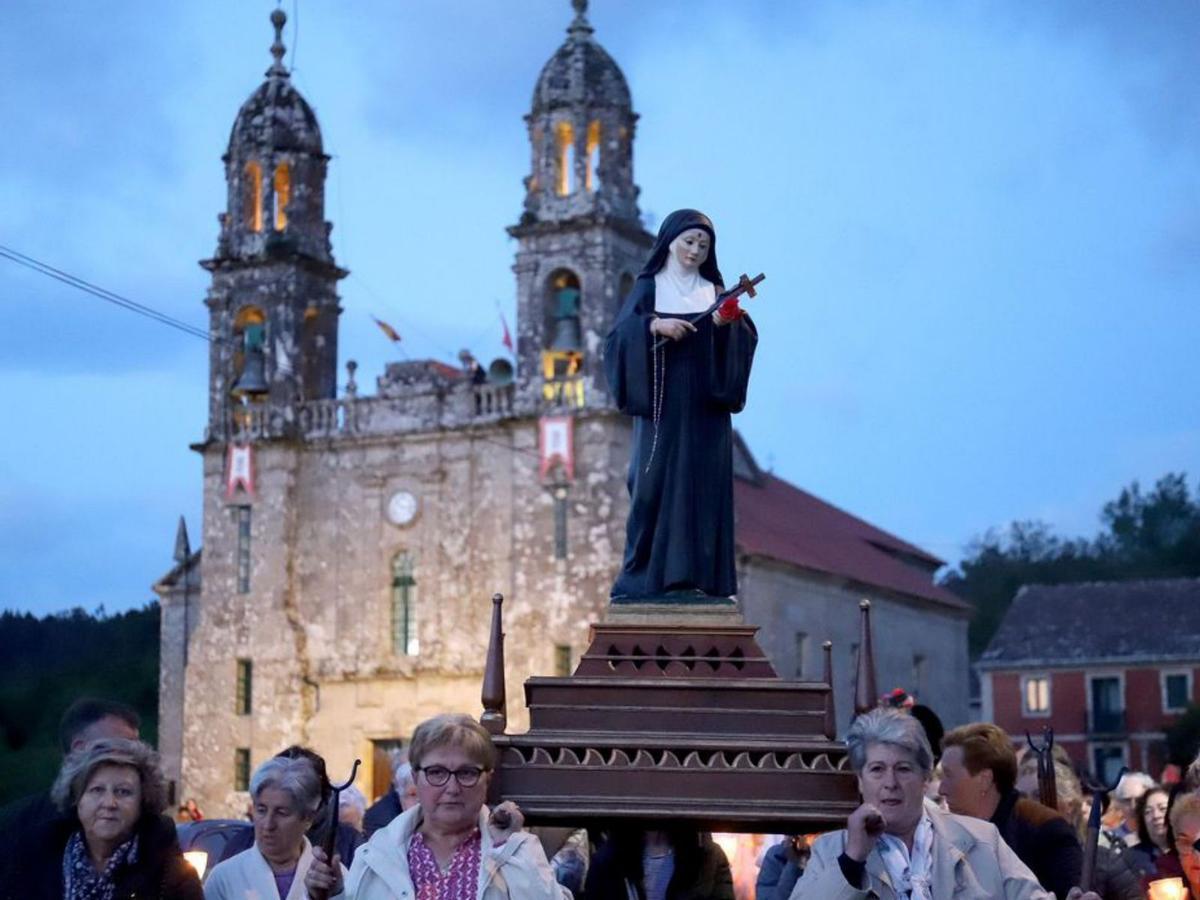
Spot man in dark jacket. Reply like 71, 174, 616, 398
362, 757, 417, 838
940, 722, 1083, 900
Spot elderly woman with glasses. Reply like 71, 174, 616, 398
204, 753, 341, 899
790, 709, 1103, 900
15, 737, 202, 899
305, 713, 565, 900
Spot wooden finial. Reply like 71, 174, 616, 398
822, 640, 836, 740
481, 593, 507, 734
853, 599, 878, 717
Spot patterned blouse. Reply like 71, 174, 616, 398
408, 828, 482, 900
62, 830, 139, 900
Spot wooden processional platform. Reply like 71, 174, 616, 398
480, 598, 879, 833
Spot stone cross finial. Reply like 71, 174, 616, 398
568, 0, 593, 37
268, 8, 289, 77
174, 515, 191, 564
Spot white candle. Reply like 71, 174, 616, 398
1147, 877, 1186, 900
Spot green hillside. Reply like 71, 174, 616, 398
0, 604, 159, 806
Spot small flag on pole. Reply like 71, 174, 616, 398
372, 316, 401, 343
500, 312, 514, 353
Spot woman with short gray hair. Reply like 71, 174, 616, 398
204, 754, 341, 900
12, 737, 202, 898
844, 706, 935, 779
790, 708, 1102, 900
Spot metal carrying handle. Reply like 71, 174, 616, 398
311, 758, 361, 900
1025, 726, 1058, 811
1081, 765, 1127, 893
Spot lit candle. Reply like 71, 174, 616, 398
1147, 877, 1186, 900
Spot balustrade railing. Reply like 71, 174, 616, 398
220, 382, 519, 443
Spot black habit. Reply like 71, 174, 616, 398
603, 209, 757, 600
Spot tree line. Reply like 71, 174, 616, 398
0, 603, 159, 806
941, 472, 1200, 659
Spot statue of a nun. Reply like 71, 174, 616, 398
604, 209, 757, 601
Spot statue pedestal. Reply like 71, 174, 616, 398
483, 600, 860, 832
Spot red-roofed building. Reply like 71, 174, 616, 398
733, 435, 971, 728
977, 580, 1200, 781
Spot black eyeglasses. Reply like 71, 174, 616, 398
416, 765, 487, 787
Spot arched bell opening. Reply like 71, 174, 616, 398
230, 306, 268, 401
585, 120, 601, 192
243, 161, 263, 233
273, 162, 290, 231
555, 121, 575, 196
542, 269, 584, 407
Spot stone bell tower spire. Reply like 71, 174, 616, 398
201, 8, 347, 439
509, 0, 652, 409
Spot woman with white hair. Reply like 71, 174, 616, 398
339, 785, 368, 835
204, 754, 342, 899
790, 708, 1102, 900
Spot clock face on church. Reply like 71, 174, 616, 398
386, 490, 419, 527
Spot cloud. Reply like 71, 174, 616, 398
2, 0, 1199, 616
0, 486, 187, 616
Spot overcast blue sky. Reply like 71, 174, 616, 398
1, 2, 1197, 616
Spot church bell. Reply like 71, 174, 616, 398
231, 325, 270, 399
549, 286, 582, 352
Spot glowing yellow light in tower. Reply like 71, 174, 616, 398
244, 161, 263, 233
555, 121, 575, 196
273, 162, 290, 230
585, 120, 600, 192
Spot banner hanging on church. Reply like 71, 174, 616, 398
538, 416, 574, 481
226, 444, 255, 498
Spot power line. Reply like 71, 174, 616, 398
0, 244, 217, 345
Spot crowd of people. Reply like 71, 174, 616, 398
1, 697, 1198, 900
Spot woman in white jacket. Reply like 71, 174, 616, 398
305, 713, 565, 900
790, 708, 1102, 900
205, 754, 341, 900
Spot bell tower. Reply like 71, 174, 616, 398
202, 9, 346, 437
509, 0, 652, 410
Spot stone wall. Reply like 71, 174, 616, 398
738, 556, 971, 731
177, 409, 631, 814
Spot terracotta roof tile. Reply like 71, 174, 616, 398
978, 578, 1200, 667
733, 472, 967, 611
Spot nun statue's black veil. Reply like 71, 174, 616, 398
603, 209, 758, 600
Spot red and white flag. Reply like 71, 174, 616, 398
226, 444, 255, 498
539, 416, 574, 481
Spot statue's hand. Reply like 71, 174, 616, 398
651, 317, 696, 341
712, 297, 746, 327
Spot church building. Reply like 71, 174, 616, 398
155, 3, 970, 814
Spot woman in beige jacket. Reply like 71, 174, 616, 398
790, 708, 1102, 900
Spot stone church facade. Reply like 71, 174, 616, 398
156, 4, 970, 815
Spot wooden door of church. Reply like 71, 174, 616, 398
371, 739, 406, 802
